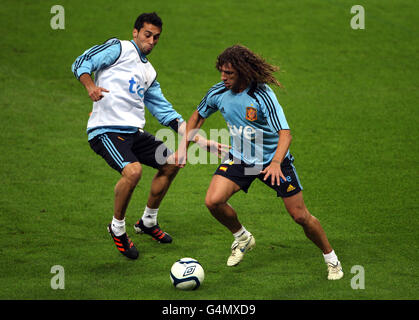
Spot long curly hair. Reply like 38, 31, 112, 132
216, 44, 281, 90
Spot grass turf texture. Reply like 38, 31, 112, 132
0, 0, 418, 300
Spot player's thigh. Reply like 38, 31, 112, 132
205, 174, 241, 207
89, 132, 138, 173
132, 130, 172, 169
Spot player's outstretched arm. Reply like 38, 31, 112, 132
178, 120, 229, 159
196, 137, 230, 159
172, 110, 206, 168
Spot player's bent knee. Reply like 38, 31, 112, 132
293, 215, 307, 226
289, 207, 309, 226
205, 195, 224, 211
122, 162, 142, 184
204, 197, 215, 210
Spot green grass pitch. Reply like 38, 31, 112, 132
0, 0, 418, 301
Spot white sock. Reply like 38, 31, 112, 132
111, 217, 126, 236
233, 226, 250, 241
142, 206, 159, 228
323, 250, 339, 265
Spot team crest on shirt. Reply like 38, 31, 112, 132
246, 105, 257, 121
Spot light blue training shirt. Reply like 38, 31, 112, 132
197, 82, 291, 165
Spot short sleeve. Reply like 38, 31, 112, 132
197, 82, 227, 118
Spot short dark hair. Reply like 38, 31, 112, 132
134, 12, 163, 31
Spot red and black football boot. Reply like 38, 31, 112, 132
133, 219, 172, 243
107, 224, 139, 259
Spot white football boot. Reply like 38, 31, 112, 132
227, 233, 256, 267
327, 261, 344, 280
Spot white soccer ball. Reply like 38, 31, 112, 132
170, 257, 205, 290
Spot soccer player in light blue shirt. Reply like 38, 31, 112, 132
197, 80, 291, 166
175, 45, 343, 279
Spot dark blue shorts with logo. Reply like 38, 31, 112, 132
214, 153, 303, 198
89, 130, 172, 173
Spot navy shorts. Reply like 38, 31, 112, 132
214, 154, 303, 198
89, 130, 172, 173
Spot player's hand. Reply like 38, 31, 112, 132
87, 86, 109, 101
169, 148, 188, 168
260, 160, 286, 186
195, 137, 231, 159
207, 140, 231, 159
